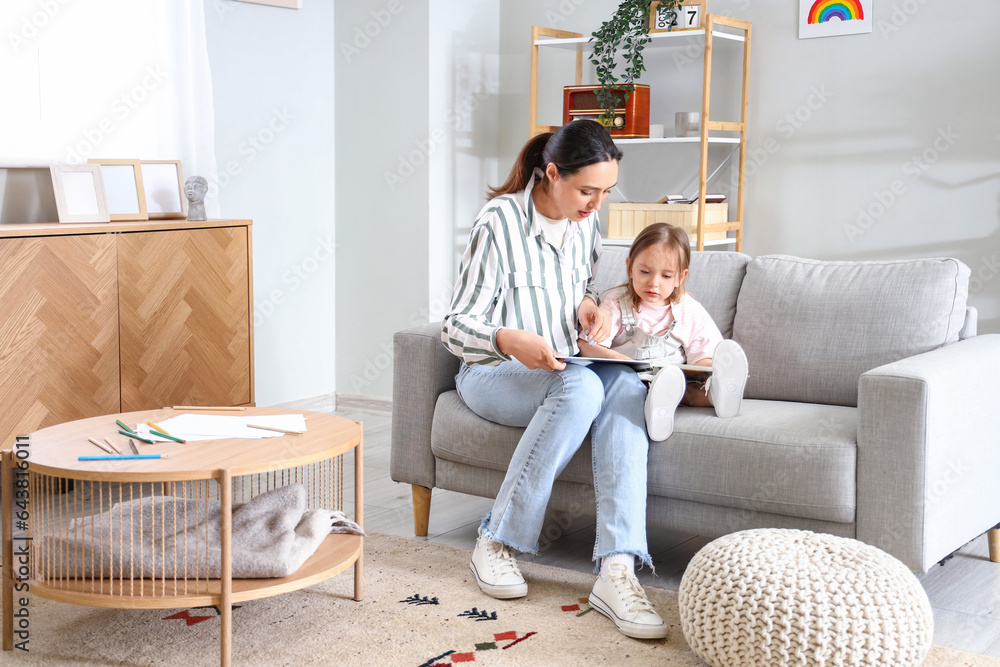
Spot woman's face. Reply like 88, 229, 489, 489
544, 160, 618, 222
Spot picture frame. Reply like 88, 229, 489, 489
49, 163, 110, 224
88, 159, 148, 221
649, 0, 707, 33
140, 160, 187, 220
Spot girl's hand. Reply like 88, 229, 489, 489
577, 297, 610, 345
577, 338, 631, 360
496, 329, 566, 371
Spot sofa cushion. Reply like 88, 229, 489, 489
595, 247, 750, 339
432, 391, 856, 525
733, 255, 970, 407
431, 391, 595, 487
650, 400, 858, 524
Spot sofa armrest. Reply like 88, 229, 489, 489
857, 334, 1000, 571
390, 322, 460, 488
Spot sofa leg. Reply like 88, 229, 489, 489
412, 485, 432, 536
989, 527, 1000, 563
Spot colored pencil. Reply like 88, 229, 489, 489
120, 429, 154, 444
88, 437, 116, 455
147, 420, 170, 435
128, 439, 139, 455
79, 454, 169, 461
116, 419, 136, 435
248, 424, 305, 435
149, 428, 186, 444
104, 438, 123, 455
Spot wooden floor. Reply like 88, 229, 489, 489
290, 396, 1000, 658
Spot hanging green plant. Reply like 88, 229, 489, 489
589, 0, 681, 127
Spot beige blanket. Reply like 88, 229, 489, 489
46, 484, 362, 579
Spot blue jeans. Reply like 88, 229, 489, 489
456, 360, 652, 569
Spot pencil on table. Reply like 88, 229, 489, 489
120, 429, 154, 444
147, 420, 171, 435
149, 429, 186, 444
88, 437, 117, 455
79, 454, 169, 461
104, 438, 124, 455
248, 424, 305, 435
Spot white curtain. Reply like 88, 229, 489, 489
0, 0, 220, 217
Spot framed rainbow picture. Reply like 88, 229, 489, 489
799, 0, 872, 39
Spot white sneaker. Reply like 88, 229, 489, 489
708, 339, 748, 419
589, 565, 668, 639
470, 534, 527, 599
644, 365, 686, 441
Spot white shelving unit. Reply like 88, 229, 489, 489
529, 15, 752, 251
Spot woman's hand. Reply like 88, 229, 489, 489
496, 329, 566, 371
577, 296, 610, 345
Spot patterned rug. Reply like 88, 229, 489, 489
9, 532, 1000, 666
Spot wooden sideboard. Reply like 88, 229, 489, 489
0, 219, 254, 449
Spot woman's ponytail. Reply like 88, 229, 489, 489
486, 132, 551, 199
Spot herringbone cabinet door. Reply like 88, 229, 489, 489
118, 227, 251, 410
0, 235, 120, 449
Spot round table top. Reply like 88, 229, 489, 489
21, 407, 361, 481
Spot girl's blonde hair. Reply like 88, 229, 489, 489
624, 223, 690, 311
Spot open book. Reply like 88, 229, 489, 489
556, 356, 712, 381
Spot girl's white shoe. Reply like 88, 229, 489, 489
644, 365, 686, 441
708, 340, 748, 419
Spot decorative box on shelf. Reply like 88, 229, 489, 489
607, 201, 729, 241
563, 84, 650, 138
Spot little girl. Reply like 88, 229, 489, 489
578, 223, 749, 440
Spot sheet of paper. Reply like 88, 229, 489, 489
133, 414, 308, 441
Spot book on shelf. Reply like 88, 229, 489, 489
658, 193, 727, 205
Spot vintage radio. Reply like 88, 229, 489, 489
562, 84, 650, 138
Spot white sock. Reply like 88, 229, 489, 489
600, 553, 635, 579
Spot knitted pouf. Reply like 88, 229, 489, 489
678, 528, 933, 667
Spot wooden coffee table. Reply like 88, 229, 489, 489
1, 407, 363, 666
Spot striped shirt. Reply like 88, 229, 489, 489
442, 177, 602, 366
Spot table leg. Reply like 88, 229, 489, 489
354, 423, 364, 602
220, 469, 232, 667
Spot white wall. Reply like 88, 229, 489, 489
205, 0, 336, 406
428, 0, 501, 324
334, 1, 430, 401
498, 0, 1000, 334
333, 1, 501, 401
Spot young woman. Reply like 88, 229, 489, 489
442, 120, 668, 640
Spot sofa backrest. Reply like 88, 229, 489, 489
593, 246, 750, 338
733, 254, 971, 407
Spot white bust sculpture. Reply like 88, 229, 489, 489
185, 176, 208, 221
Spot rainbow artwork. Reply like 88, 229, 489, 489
807, 0, 864, 24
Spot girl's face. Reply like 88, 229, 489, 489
627, 244, 688, 309
543, 160, 618, 222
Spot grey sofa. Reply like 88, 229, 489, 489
391, 247, 999, 572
